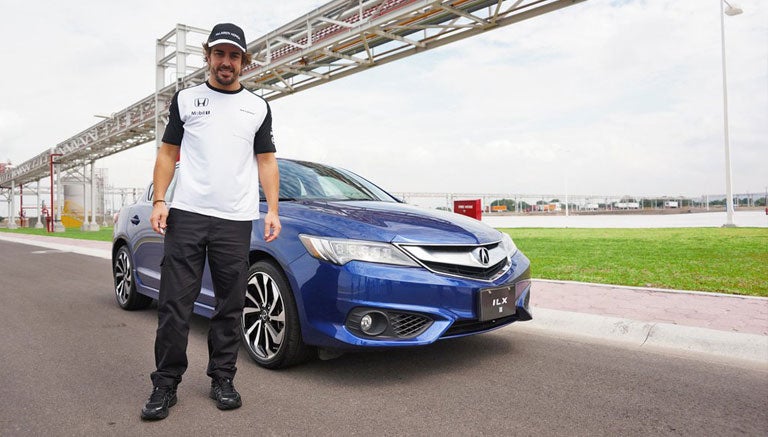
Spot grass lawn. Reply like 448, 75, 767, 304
2, 225, 766, 296
0, 226, 113, 242
502, 227, 768, 297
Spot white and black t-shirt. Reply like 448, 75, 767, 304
162, 82, 276, 221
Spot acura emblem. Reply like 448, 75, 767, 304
476, 247, 490, 266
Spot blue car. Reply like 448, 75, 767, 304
112, 159, 532, 368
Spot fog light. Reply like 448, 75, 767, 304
361, 314, 373, 332
359, 311, 388, 336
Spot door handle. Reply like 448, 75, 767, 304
130, 215, 140, 225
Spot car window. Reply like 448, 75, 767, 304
317, 175, 370, 200
260, 160, 398, 202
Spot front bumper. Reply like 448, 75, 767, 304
288, 249, 532, 349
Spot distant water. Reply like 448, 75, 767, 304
482, 210, 768, 228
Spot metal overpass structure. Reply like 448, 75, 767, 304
1, 0, 586, 229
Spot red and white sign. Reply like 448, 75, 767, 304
454, 199, 482, 220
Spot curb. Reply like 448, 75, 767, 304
533, 278, 768, 301
519, 308, 768, 364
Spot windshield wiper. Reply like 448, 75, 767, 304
260, 197, 298, 201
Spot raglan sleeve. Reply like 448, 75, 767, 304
161, 91, 184, 146
253, 102, 277, 154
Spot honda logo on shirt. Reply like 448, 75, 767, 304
194, 98, 209, 107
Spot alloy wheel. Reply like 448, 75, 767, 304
114, 248, 132, 306
242, 271, 286, 361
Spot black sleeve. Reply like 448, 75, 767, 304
161, 92, 184, 146
254, 103, 277, 154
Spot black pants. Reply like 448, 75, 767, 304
151, 209, 252, 387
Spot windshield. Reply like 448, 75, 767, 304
260, 159, 399, 202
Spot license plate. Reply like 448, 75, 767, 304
478, 285, 516, 321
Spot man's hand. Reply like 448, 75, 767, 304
257, 152, 280, 243
263, 210, 281, 242
150, 202, 169, 235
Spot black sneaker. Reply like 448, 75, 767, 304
210, 377, 242, 410
141, 385, 178, 420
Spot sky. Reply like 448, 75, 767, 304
1, 0, 766, 205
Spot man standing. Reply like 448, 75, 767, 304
141, 22, 281, 421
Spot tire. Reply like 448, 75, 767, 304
113, 245, 152, 310
241, 260, 313, 369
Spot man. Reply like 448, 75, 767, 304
140, 22, 281, 421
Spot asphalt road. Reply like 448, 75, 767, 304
1, 240, 766, 436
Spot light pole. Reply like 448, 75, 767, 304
720, 0, 742, 227
764, 186, 767, 209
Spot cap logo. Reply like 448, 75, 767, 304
213, 31, 241, 41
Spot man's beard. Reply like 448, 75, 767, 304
212, 66, 238, 86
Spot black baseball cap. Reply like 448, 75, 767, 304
208, 23, 247, 52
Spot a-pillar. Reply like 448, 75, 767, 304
88, 161, 100, 231
7, 180, 18, 229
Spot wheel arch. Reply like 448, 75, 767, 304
248, 249, 276, 267
112, 238, 129, 268
242, 251, 315, 368
247, 249, 309, 328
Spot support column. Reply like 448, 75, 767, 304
155, 36, 166, 152
35, 180, 44, 228
175, 24, 188, 85
81, 163, 90, 230
53, 160, 65, 232
19, 183, 25, 227
89, 161, 100, 231
101, 179, 109, 227
8, 180, 18, 229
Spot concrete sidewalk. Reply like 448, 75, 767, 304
525, 280, 768, 364
1, 231, 766, 364
0, 232, 112, 259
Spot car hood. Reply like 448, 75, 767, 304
280, 200, 501, 244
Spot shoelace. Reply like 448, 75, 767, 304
149, 386, 172, 402
217, 378, 235, 394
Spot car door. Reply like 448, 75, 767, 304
129, 173, 217, 309
130, 184, 164, 291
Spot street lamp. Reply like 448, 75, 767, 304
720, 0, 742, 227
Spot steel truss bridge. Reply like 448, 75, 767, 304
1, 0, 585, 226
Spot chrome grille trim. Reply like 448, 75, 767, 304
395, 241, 512, 282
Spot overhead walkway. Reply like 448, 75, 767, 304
0, 0, 585, 201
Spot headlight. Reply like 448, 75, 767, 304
500, 232, 518, 256
299, 235, 419, 267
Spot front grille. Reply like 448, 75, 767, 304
442, 315, 518, 337
397, 241, 512, 281
420, 257, 509, 280
390, 312, 431, 337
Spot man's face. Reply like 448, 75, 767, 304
208, 43, 244, 90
